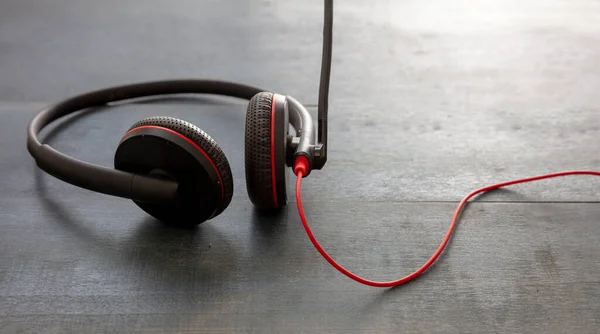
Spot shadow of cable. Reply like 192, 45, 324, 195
340, 188, 529, 328
375, 187, 523, 293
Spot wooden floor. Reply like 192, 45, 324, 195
2, 0, 600, 332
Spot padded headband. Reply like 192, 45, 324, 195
27, 79, 314, 203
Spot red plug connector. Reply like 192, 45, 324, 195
293, 156, 310, 177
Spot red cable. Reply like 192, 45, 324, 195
293, 158, 600, 287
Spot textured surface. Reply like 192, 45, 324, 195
3, 0, 600, 332
244, 92, 278, 210
127, 116, 234, 214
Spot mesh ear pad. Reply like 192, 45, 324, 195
244, 92, 288, 210
116, 116, 234, 224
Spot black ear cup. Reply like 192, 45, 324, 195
114, 116, 234, 226
244, 92, 289, 211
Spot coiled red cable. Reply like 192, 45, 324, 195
293, 158, 600, 287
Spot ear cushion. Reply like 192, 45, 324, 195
126, 116, 234, 216
244, 92, 288, 210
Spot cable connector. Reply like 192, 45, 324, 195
293, 155, 310, 177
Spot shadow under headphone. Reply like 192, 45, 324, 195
28, 0, 599, 288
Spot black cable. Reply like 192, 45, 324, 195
317, 0, 333, 149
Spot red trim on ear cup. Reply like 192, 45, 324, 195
270, 95, 278, 207
123, 125, 225, 200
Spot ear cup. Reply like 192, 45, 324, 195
244, 92, 289, 210
114, 116, 233, 226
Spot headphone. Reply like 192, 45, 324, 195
27, 0, 599, 288
28, 2, 333, 227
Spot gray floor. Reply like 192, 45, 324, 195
2, 0, 600, 332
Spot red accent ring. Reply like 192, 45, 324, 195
270, 94, 278, 207
123, 125, 225, 200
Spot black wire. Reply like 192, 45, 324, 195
317, 0, 333, 144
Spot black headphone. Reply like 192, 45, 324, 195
27, 2, 333, 227
28, 0, 595, 289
